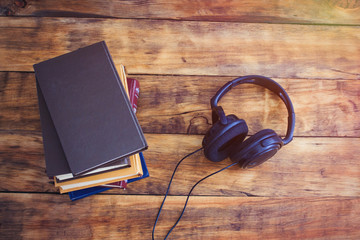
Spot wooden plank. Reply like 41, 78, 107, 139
138, 75, 360, 137
1, 132, 359, 197
1, 0, 360, 25
0, 18, 359, 79
1, 72, 360, 137
1, 193, 359, 239
0, 72, 40, 132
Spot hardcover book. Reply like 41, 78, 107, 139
55, 153, 143, 194
69, 152, 149, 201
34, 41, 147, 176
36, 72, 131, 178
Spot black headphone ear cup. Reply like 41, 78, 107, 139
230, 129, 283, 168
203, 115, 248, 162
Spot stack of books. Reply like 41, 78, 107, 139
34, 41, 148, 200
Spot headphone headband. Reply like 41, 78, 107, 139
210, 75, 295, 145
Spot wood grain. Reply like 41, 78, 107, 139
1, 72, 360, 137
1, 0, 360, 25
1, 193, 359, 239
0, 17, 359, 79
1, 2, 359, 239
138, 75, 360, 137
1, 132, 359, 197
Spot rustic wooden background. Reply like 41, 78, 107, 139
1, 0, 360, 239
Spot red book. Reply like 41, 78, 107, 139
127, 78, 140, 114
101, 180, 128, 189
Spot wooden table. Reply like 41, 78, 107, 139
1, 1, 360, 239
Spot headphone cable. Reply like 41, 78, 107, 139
152, 147, 203, 240
152, 147, 240, 240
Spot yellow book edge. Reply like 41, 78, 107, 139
119, 64, 129, 97
55, 153, 143, 194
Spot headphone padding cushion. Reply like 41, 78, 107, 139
230, 129, 282, 168
203, 115, 248, 162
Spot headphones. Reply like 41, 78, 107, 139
153, 75, 295, 239
202, 75, 295, 168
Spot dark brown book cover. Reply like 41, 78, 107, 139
36, 78, 131, 178
34, 41, 147, 176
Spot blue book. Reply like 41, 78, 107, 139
69, 152, 149, 201
68, 186, 111, 201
